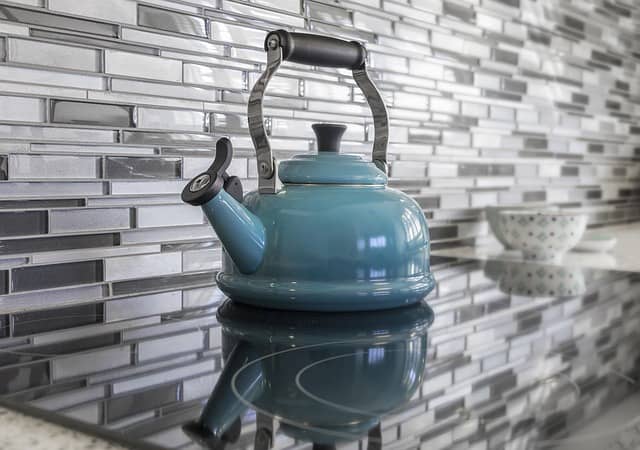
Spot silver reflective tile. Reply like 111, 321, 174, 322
51, 100, 134, 127
0, 211, 46, 237
138, 5, 207, 37
121, 131, 216, 145
105, 156, 182, 179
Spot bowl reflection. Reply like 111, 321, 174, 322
498, 261, 586, 297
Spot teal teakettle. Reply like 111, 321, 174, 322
182, 30, 435, 311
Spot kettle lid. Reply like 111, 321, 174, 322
278, 123, 387, 185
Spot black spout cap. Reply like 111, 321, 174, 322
182, 138, 243, 206
312, 123, 346, 153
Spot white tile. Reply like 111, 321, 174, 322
0, 66, 104, 90
183, 247, 221, 272
63, 402, 101, 424
183, 64, 244, 90
183, 156, 247, 179
105, 291, 182, 322
183, 373, 219, 401
183, 286, 222, 309
0, 125, 114, 142
111, 78, 216, 101
9, 154, 100, 179
0, 96, 44, 122
49, 0, 137, 24
208, 326, 222, 348
7, 38, 101, 72
137, 108, 205, 132
121, 28, 223, 55
31, 245, 160, 265
104, 252, 182, 281
110, 180, 184, 195
105, 50, 182, 82
221, 0, 304, 27
49, 208, 130, 232
0, 81, 86, 99
32, 317, 159, 345
0, 21, 29, 36
137, 329, 203, 362
136, 204, 204, 228
210, 21, 265, 47
52, 346, 131, 380
30, 385, 105, 410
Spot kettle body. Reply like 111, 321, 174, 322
182, 30, 434, 311
216, 183, 433, 311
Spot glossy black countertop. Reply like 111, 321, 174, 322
0, 255, 639, 450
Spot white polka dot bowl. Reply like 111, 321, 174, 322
485, 204, 559, 249
498, 210, 588, 261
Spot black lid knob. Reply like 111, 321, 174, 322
312, 123, 346, 153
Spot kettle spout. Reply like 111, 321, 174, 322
182, 138, 266, 275
201, 190, 265, 274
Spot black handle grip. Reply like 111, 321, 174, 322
265, 30, 366, 69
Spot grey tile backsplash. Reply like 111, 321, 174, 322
0, 0, 636, 319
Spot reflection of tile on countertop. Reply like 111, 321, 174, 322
0, 406, 126, 450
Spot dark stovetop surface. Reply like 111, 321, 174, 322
1, 256, 639, 450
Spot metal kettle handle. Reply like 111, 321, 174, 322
248, 30, 389, 194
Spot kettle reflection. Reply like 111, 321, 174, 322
184, 300, 434, 449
